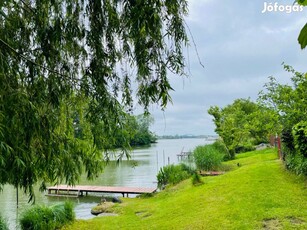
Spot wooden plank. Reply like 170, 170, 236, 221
46, 185, 157, 197
46, 193, 79, 198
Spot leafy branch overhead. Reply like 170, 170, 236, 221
297, 0, 307, 48
298, 23, 307, 49
297, 0, 307, 6
0, 0, 188, 200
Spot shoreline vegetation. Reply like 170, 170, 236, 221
62, 148, 307, 230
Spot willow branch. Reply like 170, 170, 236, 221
19, 0, 36, 14
184, 20, 205, 69
0, 38, 67, 77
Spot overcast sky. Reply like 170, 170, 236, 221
146, 0, 307, 136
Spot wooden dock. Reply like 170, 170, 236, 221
46, 185, 157, 197
177, 151, 192, 160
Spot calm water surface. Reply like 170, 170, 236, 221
0, 138, 211, 229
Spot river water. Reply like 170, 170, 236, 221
0, 138, 211, 229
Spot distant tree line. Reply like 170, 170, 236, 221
158, 134, 212, 139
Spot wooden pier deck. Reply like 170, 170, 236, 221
177, 151, 192, 160
46, 185, 157, 197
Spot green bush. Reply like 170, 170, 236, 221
179, 162, 195, 175
157, 164, 192, 189
191, 172, 203, 186
235, 145, 256, 154
293, 121, 307, 158
281, 121, 307, 176
285, 153, 307, 176
193, 144, 224, 171
212, 140, 231, 160
137, 193, 154, 198
19, 201, 75, 230
63, 201, 75, 222
0, 214, 9, 230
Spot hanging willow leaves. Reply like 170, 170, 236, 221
0, 0, 189, 201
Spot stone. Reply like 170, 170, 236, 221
91, 202, 115, 216
112, 197, 122, 203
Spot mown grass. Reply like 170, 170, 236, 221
62, 148, 307, 230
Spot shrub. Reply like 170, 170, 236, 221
19, 201, 75, 230
191, 172, 203, 186
212, 140, 231, 160
63, 201, 75, 222
157, 164, 192, 189
179, 162, 195, 175
137, 193, 154, 198
193, 144, 224, 171
285, 153, 307, 176
281, 122, 307, 176
0, 214, 9, 230
235, 145, 256, 154
293, 121, 307, 158
281, 129, 295, 152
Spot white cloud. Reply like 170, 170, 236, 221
149, 0, 307, 136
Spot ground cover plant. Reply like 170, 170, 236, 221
193, 143, 224, 171
62, 148, 307, 229
20, 201, 74, 230
0, 214, 9, 230
211, 140, 231, 160
156, 163, 193, 189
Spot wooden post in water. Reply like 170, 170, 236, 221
156, 151, 159, 173
16, 186, 19, 208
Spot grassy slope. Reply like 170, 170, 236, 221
63, 149, 307, 230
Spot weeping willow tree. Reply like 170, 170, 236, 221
0, 0, 188, 200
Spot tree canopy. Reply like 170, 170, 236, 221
208, 98, 277, 158
108, 114, 157, 148
258, 65, 307, 175
0, 0, 188, 200
209, 65, 307, 174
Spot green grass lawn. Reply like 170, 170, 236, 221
62, 148, 307, 230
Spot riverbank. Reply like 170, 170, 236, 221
62, 148, 307, 229
0, 138, 209, 229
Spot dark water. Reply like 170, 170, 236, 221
0, 138, 211, 229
